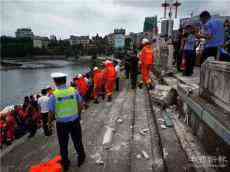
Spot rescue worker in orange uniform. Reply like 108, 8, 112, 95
92, 67, 104, 104
139, 38, 154, 89
103, 60, 117, 102
74, 74, 89, 109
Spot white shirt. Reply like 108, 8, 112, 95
38, 95, 50, 113
115, 65, 120, 78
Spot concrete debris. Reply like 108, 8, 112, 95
103, 126, 114, 148
158, 118, 165, 122
96, 159, 104, 165
163, 148, 168, 158
121, 142, 127, 147
141, 150, 149, 159
111, 144, 121, 151
116, 117, 123, 123
139, 128, 149, 136
160, 124, 167, 129
91, 152, 104, 165
136, 154, 142, 159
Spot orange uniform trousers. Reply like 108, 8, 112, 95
105, 79, 116, 96
141, 63, 152, 85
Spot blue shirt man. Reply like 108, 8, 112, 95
203, 18, 224, 48
199, 11, 224, 62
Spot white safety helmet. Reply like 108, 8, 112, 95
104, 60, 110, 64
93, 67, 98, 71
142, 38, 149, 45
77, 74, 83, 78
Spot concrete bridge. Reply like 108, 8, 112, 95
2, 70, 227, 172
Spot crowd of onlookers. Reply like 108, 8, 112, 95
173, 11, 230, 76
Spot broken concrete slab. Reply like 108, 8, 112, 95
141, 150, 150, 159
139, 128, 149, 136
116, 117, 123, 123
102, 126, 115, 149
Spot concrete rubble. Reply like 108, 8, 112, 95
141, 150, 150, 159
139, 128, 149, 136
102, 126, 115, 149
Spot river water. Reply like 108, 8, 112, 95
0, 65, 89, 109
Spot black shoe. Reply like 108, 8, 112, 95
84, 104, 89, 109
101, 94, 105, 100
107, 96, 112, 102
148, 84, 154, 90
28, 134, 35, 138
61, 160, 70, 171
78, 153, 86, 167
94, 99, 99, 104
138, 83, 143, 89
6, 140, 12, 146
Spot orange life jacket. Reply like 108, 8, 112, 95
140, 45, 154, 65
105, 63, 116, 80
93, 70, 103, 87
29, 155, 62, 172
75, 78, 89, 96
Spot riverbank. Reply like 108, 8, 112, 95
0, 56, 96, 70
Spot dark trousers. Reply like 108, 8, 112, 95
130, 73, 137, 89
27, 117, 37, 137
41, 113, 51, 136
202, 47, 218, 63
116, 77, 120, 91
184, 50, 196, 76
176, 50, 183, 71
56, 119, 85, 165
125, 68, 130, 79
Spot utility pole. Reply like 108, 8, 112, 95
172, 0, 181, 18
161, 0, 170, 18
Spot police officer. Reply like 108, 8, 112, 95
48, 72, 85, 171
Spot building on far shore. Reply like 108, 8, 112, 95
114, 28, 126, 49
104, 33, 115, 47
15, 28, 34, 38
33, 36, 49, 48
69, 35, 90, 47
50, 35, 57, 42
79, 36, 90, 47
69, 35, 80, 45
143, 16, 158, 34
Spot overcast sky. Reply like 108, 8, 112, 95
1, 0, 230, 39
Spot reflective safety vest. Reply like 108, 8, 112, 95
53, 87, 79, 119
